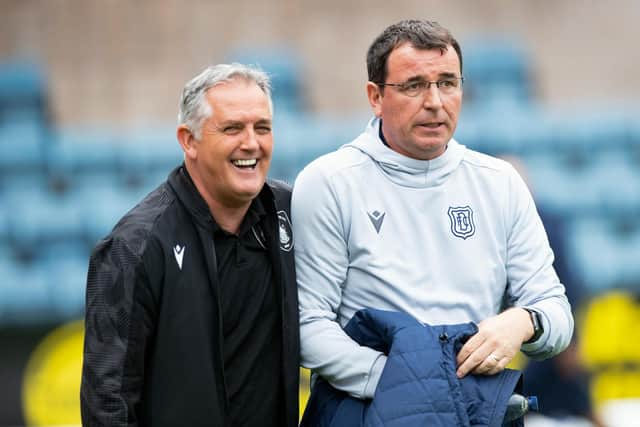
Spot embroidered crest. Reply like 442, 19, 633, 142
448, 206, 475, 240
277, 210, 294, 252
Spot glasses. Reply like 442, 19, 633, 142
377, 77, 464, 97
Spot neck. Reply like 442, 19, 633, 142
209, 202, 250, 235
185, 165, 252, 235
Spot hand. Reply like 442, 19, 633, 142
455, 308, 534, 378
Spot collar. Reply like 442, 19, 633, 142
168, 163, 275, 232
343, 117, 465, 189
212, 193, 267, 237
378, 119, 390, 148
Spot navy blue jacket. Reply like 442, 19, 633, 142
301, 309, 524, 427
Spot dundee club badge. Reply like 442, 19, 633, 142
448, 206, 475, 240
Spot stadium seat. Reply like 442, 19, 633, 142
0, 201, 8, 242
568, 217, 640, 293
118, 126, 182, 190
225, 46, 306, 114
461, 37, 533, 107
76, 183, 144, 246
524, 154, 602, 214
0, 59, 49, 124
0, 263, 52, 324
48, 127, 122, 193
270, 111, 362, 182
590, 152, 640, 214
0, 117, 47, 173
5, 186, 85, 256
39, 242, 89, 319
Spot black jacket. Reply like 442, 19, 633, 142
81, 165, 300, 427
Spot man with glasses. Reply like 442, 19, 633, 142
292, 19, 573, 405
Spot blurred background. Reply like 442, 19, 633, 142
1, 1, 640, 426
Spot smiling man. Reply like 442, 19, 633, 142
81, 64, 299, 427
293, 19, 574, 417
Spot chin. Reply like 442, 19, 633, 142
231, 183, 263, 201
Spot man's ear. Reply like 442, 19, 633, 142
177, 125, 197, 160
366, 81, 383, 118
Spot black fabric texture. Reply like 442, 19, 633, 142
214, 197, 283, 427
80, 164, 299, 427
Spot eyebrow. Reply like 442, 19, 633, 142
217, 118, 272, 128
255, 118, 272, 126
438, 72, 459, 79
405, 72, 459, 82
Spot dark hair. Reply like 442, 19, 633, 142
366, 19, 463, 84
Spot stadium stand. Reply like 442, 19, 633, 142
225, 45, 307, 114
1, 31, 639, 426
0, 44, 639, 323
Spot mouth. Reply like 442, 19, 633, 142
417, 122, 445, 129
231, 158, 258, 170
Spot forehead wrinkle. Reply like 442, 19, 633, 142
205, 80, 272, 122
388, 45, 460, 82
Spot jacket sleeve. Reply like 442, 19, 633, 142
503, 165, 574, 359
80, 236, 157, 426
292, 162, 387, 400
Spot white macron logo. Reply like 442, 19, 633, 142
173, 244, 185, 270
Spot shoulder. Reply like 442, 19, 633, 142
459, 147, 517, 176
266, 178, 292, 196
266, 178, 293, 212
103, 181, 176, 258
296, 145, 370, 186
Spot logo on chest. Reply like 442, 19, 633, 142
448, 206, 475, 240
173, 244, 185, 269
277, 210, 294, 252
367, 210, 385, 234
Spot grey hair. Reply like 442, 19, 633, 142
178, 63, 272, 139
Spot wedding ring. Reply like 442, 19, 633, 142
488, 354, 501, 363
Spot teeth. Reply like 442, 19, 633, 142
232, 159, 257, 167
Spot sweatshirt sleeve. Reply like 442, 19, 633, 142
292, 161, 386, 399
80, 236, 157, 426
503, 166, 574, 358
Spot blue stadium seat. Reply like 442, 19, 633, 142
461, 37, 533, 107
0, 117, 47, 173
39, 242, 89, 319
524, 154, 601, 214
0, 263, 52, 324
75, 182, 144, 246
225, 46, 306, 114
5, 186, 85, 253
458, 106, 544, 155
0, 59, 48, 123
590, 152, 640, 215
0, 202, 8, 242
568, 218, 640, 293
118, 126, 182, 190
48, 127, 122, 192
270, 112, 362, 182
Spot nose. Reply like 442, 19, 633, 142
421, 85, 443, 110
241, 128, 260, 150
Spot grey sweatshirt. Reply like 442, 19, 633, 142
292, 118, 574, 399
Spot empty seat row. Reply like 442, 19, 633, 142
0, 244, 87, 324
567, 218, 640, 293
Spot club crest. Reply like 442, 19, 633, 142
277, 210, 294, 252
448, 206, 475, 240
